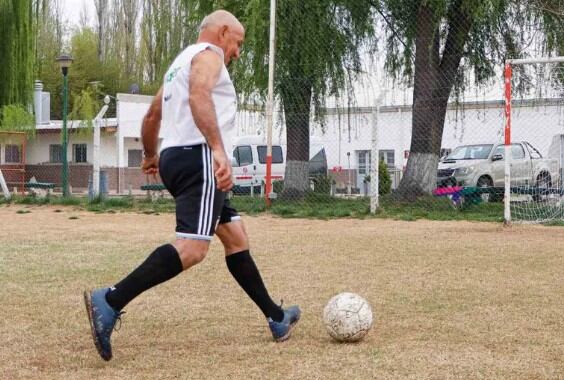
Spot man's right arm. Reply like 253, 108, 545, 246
189, 49, 232, 191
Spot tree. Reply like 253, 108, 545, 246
0, 104, 35, 138
94, 0, 109, 62
372, 0, 563, 199
0, 0, 34, 107
193, 0, 375, 198
140, 0, 197, 91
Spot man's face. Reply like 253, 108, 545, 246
219, 25, 245, 66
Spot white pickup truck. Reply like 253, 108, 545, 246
437, 141, 560, 196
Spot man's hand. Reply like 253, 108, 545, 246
212, 149, 233, 192
142, 155, 159, 175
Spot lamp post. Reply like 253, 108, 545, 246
347, 151, 351, 195
56, 54, 73, 196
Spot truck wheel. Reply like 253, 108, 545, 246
477, 176, 496, 202
533, 173, 551, 202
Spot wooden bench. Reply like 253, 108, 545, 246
141, 183, 166, 201
25, 182, 55, 197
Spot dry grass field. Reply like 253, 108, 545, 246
0, 204, 563, 380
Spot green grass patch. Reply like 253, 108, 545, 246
0, 192, 559, 225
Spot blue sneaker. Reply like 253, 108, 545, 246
268, 305, 301, 342
83, 288, 123, 361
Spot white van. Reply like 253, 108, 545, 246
231, 134, 327, 194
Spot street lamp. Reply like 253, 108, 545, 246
56, 54, 73, 196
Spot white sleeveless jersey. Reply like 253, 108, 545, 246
159, 43, 237, 156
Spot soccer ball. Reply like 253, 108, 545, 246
323, 292, 373, 342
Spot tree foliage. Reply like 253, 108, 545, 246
191, 0, 375, 197
0, 0, 34, 107
371, 0, 564, 198
0, 105, 35, 138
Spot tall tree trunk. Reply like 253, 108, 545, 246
396, 0, 473, 199
280, 81, 312, 198
124, 0, 138, 79
94, 0, 108, 62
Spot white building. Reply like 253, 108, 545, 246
3, 81, 561, 194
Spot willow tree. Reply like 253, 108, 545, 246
0, 0, 34, 107
189, 0, 375, 198
372, 0, 564, 199
140, 0, 198, 90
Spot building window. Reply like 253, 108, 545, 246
257, 145, 283, 164
4, 144, 21, 163
128, 149, 142, 167
73, 144, 87, 163
49, 144, 63, 163
379, 150, 395, 167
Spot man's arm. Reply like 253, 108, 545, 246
189, 49, 232, 191
140, 87, 163, 174
141, 86, 163, 158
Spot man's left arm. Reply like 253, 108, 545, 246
141, 87, 163, 174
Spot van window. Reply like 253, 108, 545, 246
257, 145, 283, 164
233, 145, 253, 166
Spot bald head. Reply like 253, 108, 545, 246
199, 10, 243, 34
197, 10, 245, 66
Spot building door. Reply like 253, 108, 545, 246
356, 150, 370, 194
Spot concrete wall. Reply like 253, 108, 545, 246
25, 131, 118, 167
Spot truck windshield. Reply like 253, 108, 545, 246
446, 144, 493, 160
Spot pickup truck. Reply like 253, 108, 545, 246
437, 141, 560, 199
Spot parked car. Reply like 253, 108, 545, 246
231, 135, 327, 194
437, 141, 560, 200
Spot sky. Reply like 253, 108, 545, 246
61, 0, 96, 27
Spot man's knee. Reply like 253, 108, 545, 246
173, 239, 210, 269
216, 221, 249, 254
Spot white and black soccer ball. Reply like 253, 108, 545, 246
323, 292, 373, 342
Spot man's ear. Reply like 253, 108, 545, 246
219, 25, 229, 42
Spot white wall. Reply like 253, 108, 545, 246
26, 132, 117, 166
116, 93, 152, 138
28, 93, 560, 172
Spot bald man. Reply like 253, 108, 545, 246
83, 10, 300, 361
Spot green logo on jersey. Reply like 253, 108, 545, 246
166, 67, 181, 83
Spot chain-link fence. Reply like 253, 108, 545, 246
7, 0, 562, 224
227, 0, 564, 224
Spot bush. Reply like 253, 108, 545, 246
379, 160, 391, 195
272, 180, 284, 194
311, 175, 332, 194
363, 160, 391, 195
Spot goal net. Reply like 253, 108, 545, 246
505, 57, 564, 224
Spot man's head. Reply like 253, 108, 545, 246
198, 10, 245, 66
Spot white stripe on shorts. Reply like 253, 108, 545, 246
198, 146, 208, 235
203, 145, 215, 235
176, 231, 212, 241
198, 145, 215, 236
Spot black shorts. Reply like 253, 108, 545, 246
159, 144, 240, 241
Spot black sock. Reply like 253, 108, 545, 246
226, 250, 284, 322
105, 244, 183, 311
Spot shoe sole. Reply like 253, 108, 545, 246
274, 316, 300, 342
83, 290, 112, 361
